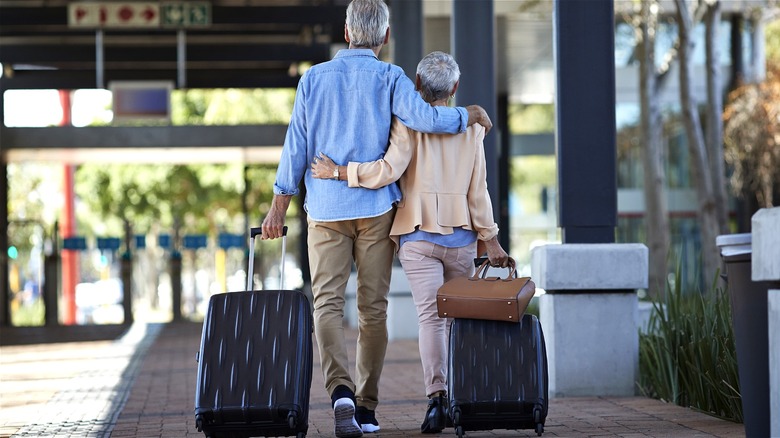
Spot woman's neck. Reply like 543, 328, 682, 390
430, 98, 449, 107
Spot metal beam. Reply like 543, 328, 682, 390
0, 69, 302, 90
0, 43, 331, 64
553, 0, 617, 243
0, 5, 347, 29
0, 125, 288, 149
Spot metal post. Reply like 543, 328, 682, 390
96, 30, 104, 89
44, 221, 59, 326
177, 29, 187, 88
390, 0, 423, 81
121, 221, 133, 324
0, 161, 8, 326
498, 93, 511, 251
171, 252, 182, 321
43, 252, 59, 326
553, 0, 617, 243
452, 0, 499, 223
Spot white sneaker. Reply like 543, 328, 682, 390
356, 406, 380, 433
334, 398, 363, 438
361, 423, 380, 433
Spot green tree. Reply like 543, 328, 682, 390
171, 89, 295, 125
722, 18, 780, 211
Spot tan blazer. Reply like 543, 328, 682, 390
346, 117, 499, 249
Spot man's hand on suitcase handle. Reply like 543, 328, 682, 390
260, 224, 288, 240
253, 226, 287, 240
261, 195, 292, 240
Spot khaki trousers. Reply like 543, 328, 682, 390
307, 210, 395, 410
397, 240, 476, 397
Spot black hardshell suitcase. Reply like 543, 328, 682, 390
195, 227, 313, 438
448, 314, 548, 437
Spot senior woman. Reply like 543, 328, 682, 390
310, 51, 509, 434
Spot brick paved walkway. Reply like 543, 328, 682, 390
1, 322, 746, 438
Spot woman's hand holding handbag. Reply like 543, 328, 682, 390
436, 257, 535, 322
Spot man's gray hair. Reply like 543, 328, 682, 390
416, 51, 460, 103
346, 0, 389, 48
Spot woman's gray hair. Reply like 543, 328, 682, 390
346, 0, 389, 48
416, 51, 460, 103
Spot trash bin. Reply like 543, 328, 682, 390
716, 233, 771, 438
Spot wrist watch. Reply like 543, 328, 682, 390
333, 166, 340, 180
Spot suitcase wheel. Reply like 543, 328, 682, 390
533, 407, 541, 423
287, 411, 298, 430
451, 407, 461, 426
533, 406, 544, 435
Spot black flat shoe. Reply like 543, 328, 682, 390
420, 395, 448, 434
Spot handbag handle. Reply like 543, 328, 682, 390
470, 257, 517, 281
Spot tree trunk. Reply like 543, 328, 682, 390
638, 0, 671, 298
675, 0, 722, 288
704, 0, 729, 233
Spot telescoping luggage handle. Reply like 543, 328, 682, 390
247, 226, 287, 291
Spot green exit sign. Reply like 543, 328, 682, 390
161, 2, 210, 28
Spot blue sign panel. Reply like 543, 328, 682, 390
218, 233, 244, 249
135, 235, 146, 249
183, 234, 208, 249
62, 237, 87, 250
158, 234, 171, 249
97, 237, 121, 251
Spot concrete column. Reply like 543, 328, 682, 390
553, 0, 616, 243
390, 0, 422, 81
452, 0, 498, 223
751, 207, 780, 437
534, 0, 635, 398
532, 243, 648, 396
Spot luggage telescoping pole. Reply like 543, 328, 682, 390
247, 226, 287, 291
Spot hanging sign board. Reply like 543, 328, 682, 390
68, 2, 210, 28
68, 3, 160, 28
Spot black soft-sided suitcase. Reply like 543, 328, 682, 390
448, 314, 548, 437
195, 227, 313, 438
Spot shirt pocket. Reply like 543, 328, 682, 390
436, 193, 471, 228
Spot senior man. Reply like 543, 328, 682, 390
260, 1, 492, 437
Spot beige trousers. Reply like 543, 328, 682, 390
397, 240, 476, 397
307, 210, 395, 410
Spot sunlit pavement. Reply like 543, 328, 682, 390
1, 321, 746, 438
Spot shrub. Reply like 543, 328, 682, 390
638, 263, 742, 422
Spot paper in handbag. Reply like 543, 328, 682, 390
437, 257, 535, 322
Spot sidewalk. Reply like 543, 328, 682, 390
1, 321, 746, 438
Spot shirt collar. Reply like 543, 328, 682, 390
334, 48, 378, 60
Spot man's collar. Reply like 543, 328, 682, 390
334, 48, 378, 59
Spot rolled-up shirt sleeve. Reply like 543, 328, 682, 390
347, 118, 414, 189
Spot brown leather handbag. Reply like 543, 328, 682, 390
437, 258, 535, 322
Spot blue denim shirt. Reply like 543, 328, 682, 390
273, 49, 469, 222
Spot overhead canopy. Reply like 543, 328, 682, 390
0, 0, 348, 90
